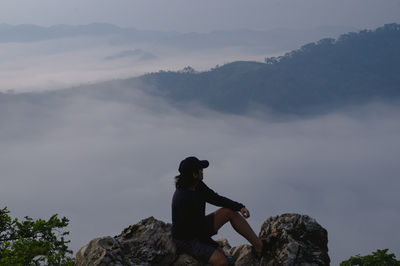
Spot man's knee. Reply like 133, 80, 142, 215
219, 208, 237, 219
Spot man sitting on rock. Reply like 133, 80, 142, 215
172, 156, 276, 266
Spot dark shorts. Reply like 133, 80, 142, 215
173, 213, 219, 263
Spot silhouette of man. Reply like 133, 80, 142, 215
172, 156, 273, 266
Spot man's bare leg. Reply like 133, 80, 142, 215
213, 208, 263, 254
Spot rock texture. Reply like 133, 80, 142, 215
76, 217, 176, 266
259, 213, 330, 266
76, 213, 330, 266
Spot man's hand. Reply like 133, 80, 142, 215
240, 207, 250, 218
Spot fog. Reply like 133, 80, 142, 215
0, 36, 271, 92
1, 87, 399, 265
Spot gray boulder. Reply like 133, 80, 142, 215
75, 213, 330, 266
231, 244, 259, 265
76, 217, 176, 266
259, 213, 330, 266
75, 237, 124, 265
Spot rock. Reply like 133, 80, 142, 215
259, 213, 330, 266
75, 213, 330, 266
75, 237, 124, 266
172, 253, 204, 266
76, 217, 177, 266
115, 217, 177, 265
231, 244, 259, 266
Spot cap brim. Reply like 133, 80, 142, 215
199, 160, 209, 169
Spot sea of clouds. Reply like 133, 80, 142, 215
0, 36, 268, 93
1, 34, 399, 265
1, 85, 399, 265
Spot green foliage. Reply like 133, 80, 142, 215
340, 249, 400, 266
0, 206, 74, 266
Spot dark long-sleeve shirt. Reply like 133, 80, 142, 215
171, 181, 244, 240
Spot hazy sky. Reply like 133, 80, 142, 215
0, 0, 399, 32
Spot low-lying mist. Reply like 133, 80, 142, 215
1, 87, 399, 265
0, 35, 272, 93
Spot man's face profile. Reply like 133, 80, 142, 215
193, 169, 204, 181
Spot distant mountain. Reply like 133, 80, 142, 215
1, 24, 398, 117
0, 23, 124, 42
137, 24, 400, 115
0, 23, 356, 53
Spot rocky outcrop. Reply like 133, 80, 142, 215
76, 213, 330, 266
259, 214, 330, 265
76, 217, 176, 266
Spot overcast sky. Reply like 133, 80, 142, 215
0, 0, 399, 32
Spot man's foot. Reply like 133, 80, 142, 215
255, 232, 279, 258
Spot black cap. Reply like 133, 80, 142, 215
178, 156, 209, 174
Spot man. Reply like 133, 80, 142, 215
171, 156, 276, 266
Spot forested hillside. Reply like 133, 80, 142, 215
139, 24, 400, 114
1, 24, 398, 116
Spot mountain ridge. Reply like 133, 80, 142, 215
0, 23, 356, 53
137, 23, 400, 115
0, 23, 398, 117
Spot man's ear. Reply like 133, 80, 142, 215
192, 170, 199, 179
